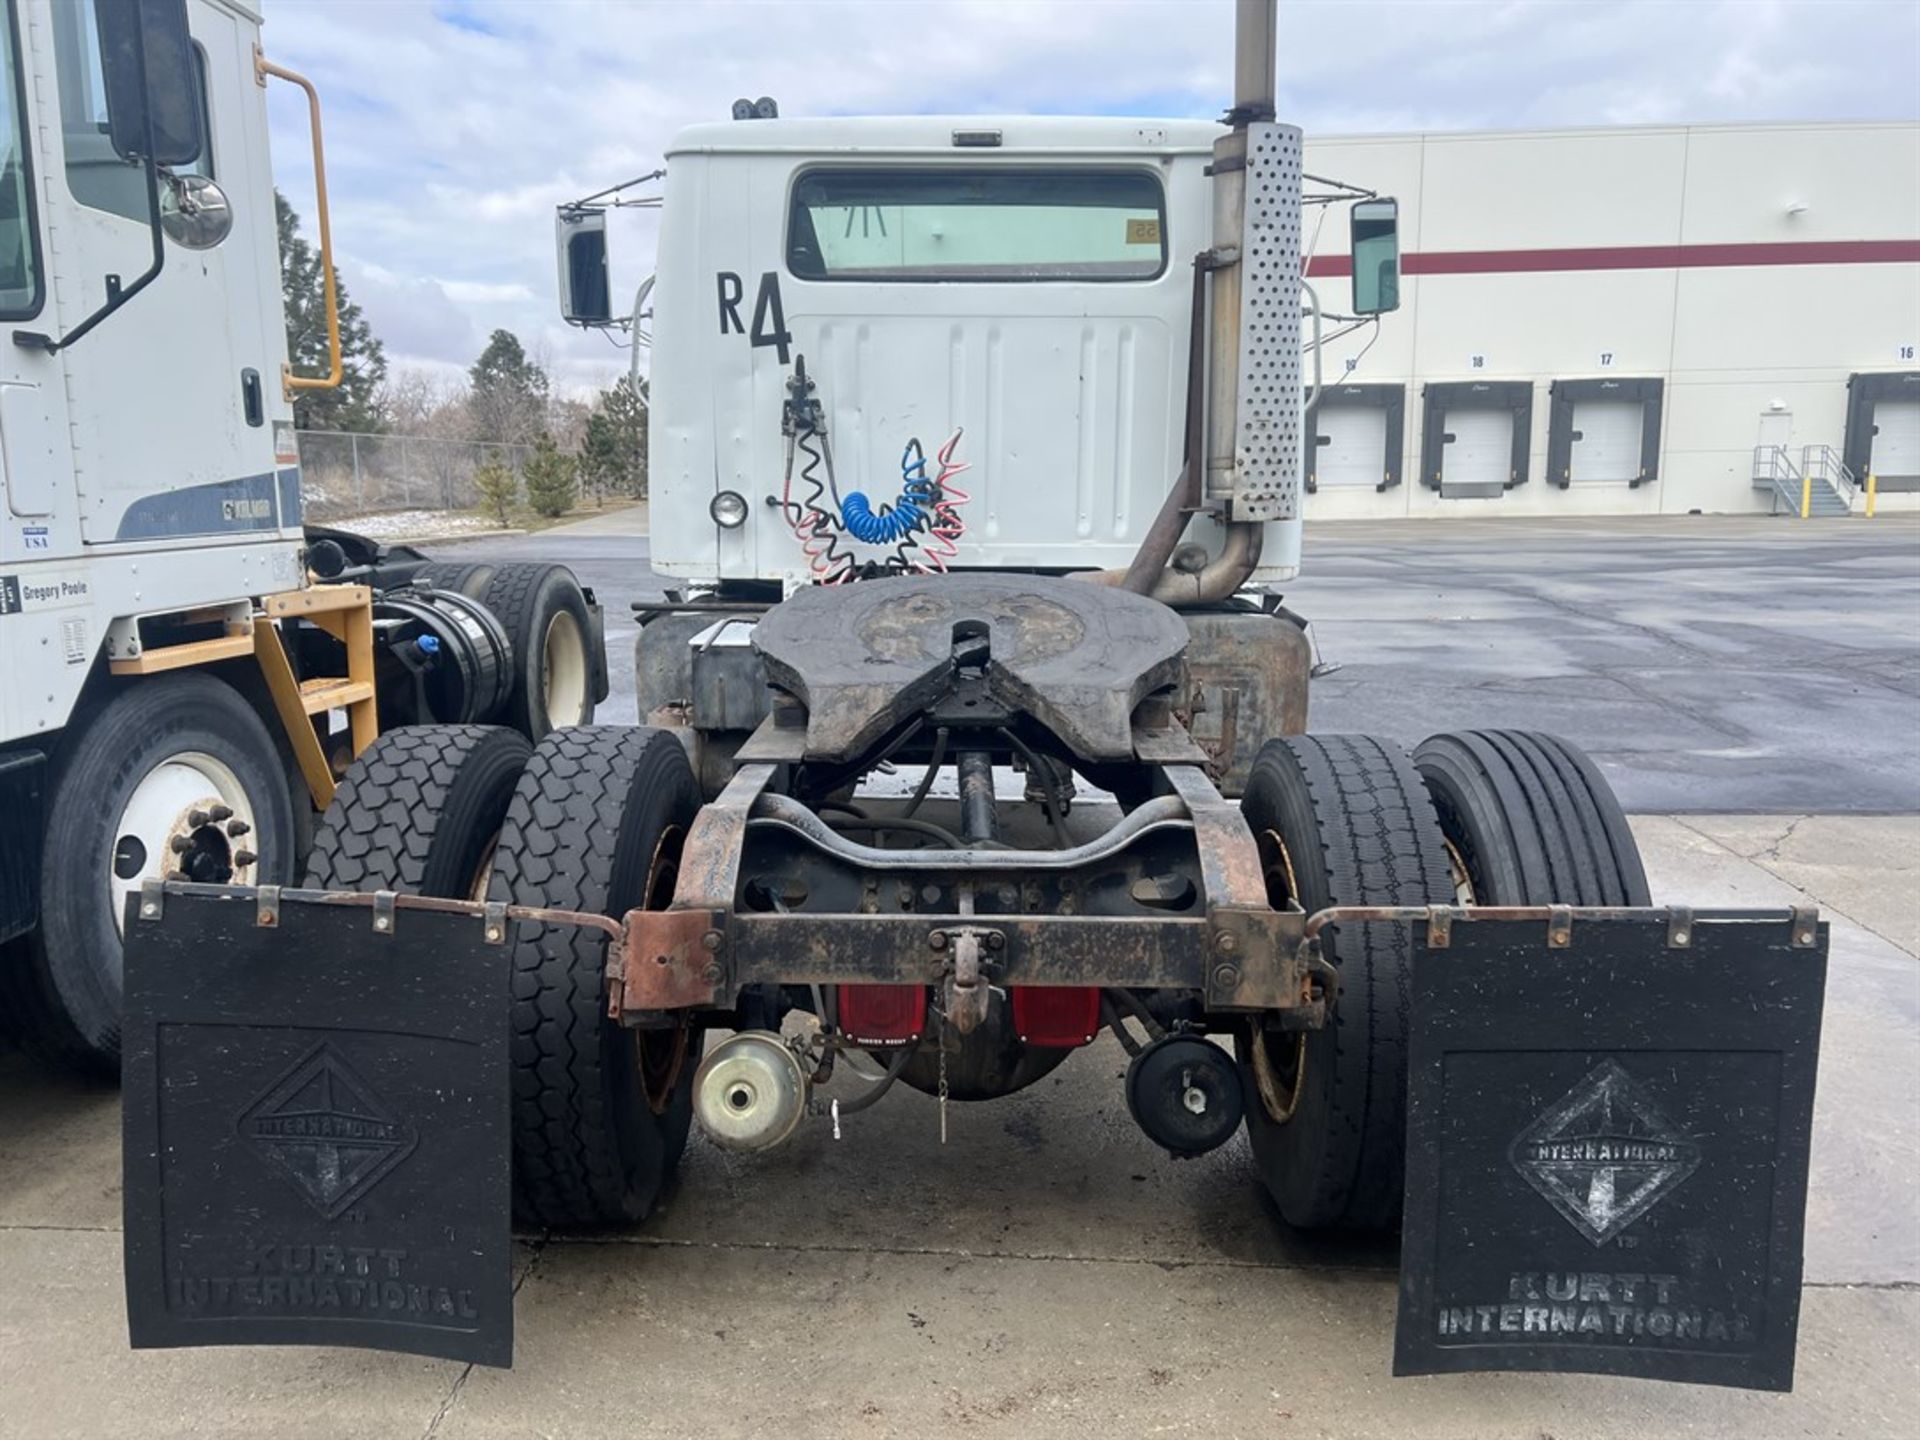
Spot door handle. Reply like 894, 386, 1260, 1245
241, 369, 264, 428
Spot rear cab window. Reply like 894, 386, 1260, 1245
787, 167, 1167, 283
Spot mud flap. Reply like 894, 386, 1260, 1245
1395, 910, 1827, 1392
122, 887, 513, 1366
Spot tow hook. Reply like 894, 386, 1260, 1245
932, 924, 1002, 1035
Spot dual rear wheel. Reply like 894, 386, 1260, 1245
1235, 729, 1646, 1233
306, 722, 700, 1227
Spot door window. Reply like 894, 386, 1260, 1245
0, 0, 41, 317
52, 0, 213, 223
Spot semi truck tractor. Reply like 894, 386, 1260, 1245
120, 0, 1827, 1393
0, 0, 607, 1073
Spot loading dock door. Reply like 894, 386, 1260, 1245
1842, 372, 1920, 491
1568, 400, 1645, 483
1548, 377, 1664, 489
1422, 381, 1532, 497
1442, 408, 1513, 496
1871, 400, 1920, 480
1316, 406, 1389, 486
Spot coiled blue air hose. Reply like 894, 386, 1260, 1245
839, 441, 938, 545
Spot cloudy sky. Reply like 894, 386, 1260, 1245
259, 0, 1920, 398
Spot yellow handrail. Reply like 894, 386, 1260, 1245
1799, 468, 1813, 519
255, 48, 341, 400
1866, 471, 1879, 518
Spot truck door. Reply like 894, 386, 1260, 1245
44, 0, 284, 548
0, 0, 71, 557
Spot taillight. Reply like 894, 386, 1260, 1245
1011, 986, 1101, 1048
837, 985, 926, 1046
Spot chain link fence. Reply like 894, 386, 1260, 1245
297, 430, 534, 523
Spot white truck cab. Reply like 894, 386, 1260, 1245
600, 114, 1310, 588
0, 0, 303, 745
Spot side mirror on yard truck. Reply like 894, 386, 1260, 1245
96, 0, 205, 168
556, 206, 613, 326
1350, 197, 1401, 316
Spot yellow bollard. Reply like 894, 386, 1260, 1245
1867, 471, 1878, 518
1800, 469, 1813, 519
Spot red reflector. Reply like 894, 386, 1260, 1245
1011, 986, 1101, 1048
837, 985, 926, 1045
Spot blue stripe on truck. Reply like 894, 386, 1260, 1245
113, 471, 295, 541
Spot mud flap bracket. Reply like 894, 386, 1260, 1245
1395, 909, 1827, 1392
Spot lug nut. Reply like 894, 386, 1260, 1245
188, 809, 210, 828
233, 849, 257, 868
226, 819, 250, 838
169, 835, 192, 854
209, 805, 233, 822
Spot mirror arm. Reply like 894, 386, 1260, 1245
256, 47, 342, 398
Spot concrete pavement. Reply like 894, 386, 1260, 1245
1, 813, 1915, 1439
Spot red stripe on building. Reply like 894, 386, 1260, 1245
1304, 238, 1920, 278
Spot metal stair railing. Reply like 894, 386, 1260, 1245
1800, 444, 1857, 513
1753, 444, 1803, 514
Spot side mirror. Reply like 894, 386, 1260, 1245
556, 207, 612, 326
160, 175, 233, 250
96, 0, 205, 168
1349, 198, 1401, 317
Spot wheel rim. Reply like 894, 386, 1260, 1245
1443, 837, 1478, 906
638, 822, 689, 1113
541, 610, 590, 727
1251, 826, 1308, 1125
109, 751, 257, 945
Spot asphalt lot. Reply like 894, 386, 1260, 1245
452, 509, 1920, 813
1, 511, 1916, 1438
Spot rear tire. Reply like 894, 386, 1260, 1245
1234, 735, 1451, 1231
488, 726, 702, 1228
6, 675, 295, 1074
1413, 730, 1649, 905
411, 562, 497, 600
305, 726, 530, 898
476, 563, 596, 740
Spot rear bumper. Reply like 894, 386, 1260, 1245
614, 903, 1317, 1015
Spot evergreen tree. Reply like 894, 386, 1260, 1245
602, 374, 650, 497
522, 433, 577, 518
468, 329, 550, 445
473, 460, 519, 526
276, 191, 386, 431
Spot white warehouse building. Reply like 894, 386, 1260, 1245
1296, 120, 1920, 518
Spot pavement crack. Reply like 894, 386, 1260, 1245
421, 1238, 547, 1439
1666, 815, 1913, 956
0, 1222, 119, 1233
539, 1231, 1395, 1277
